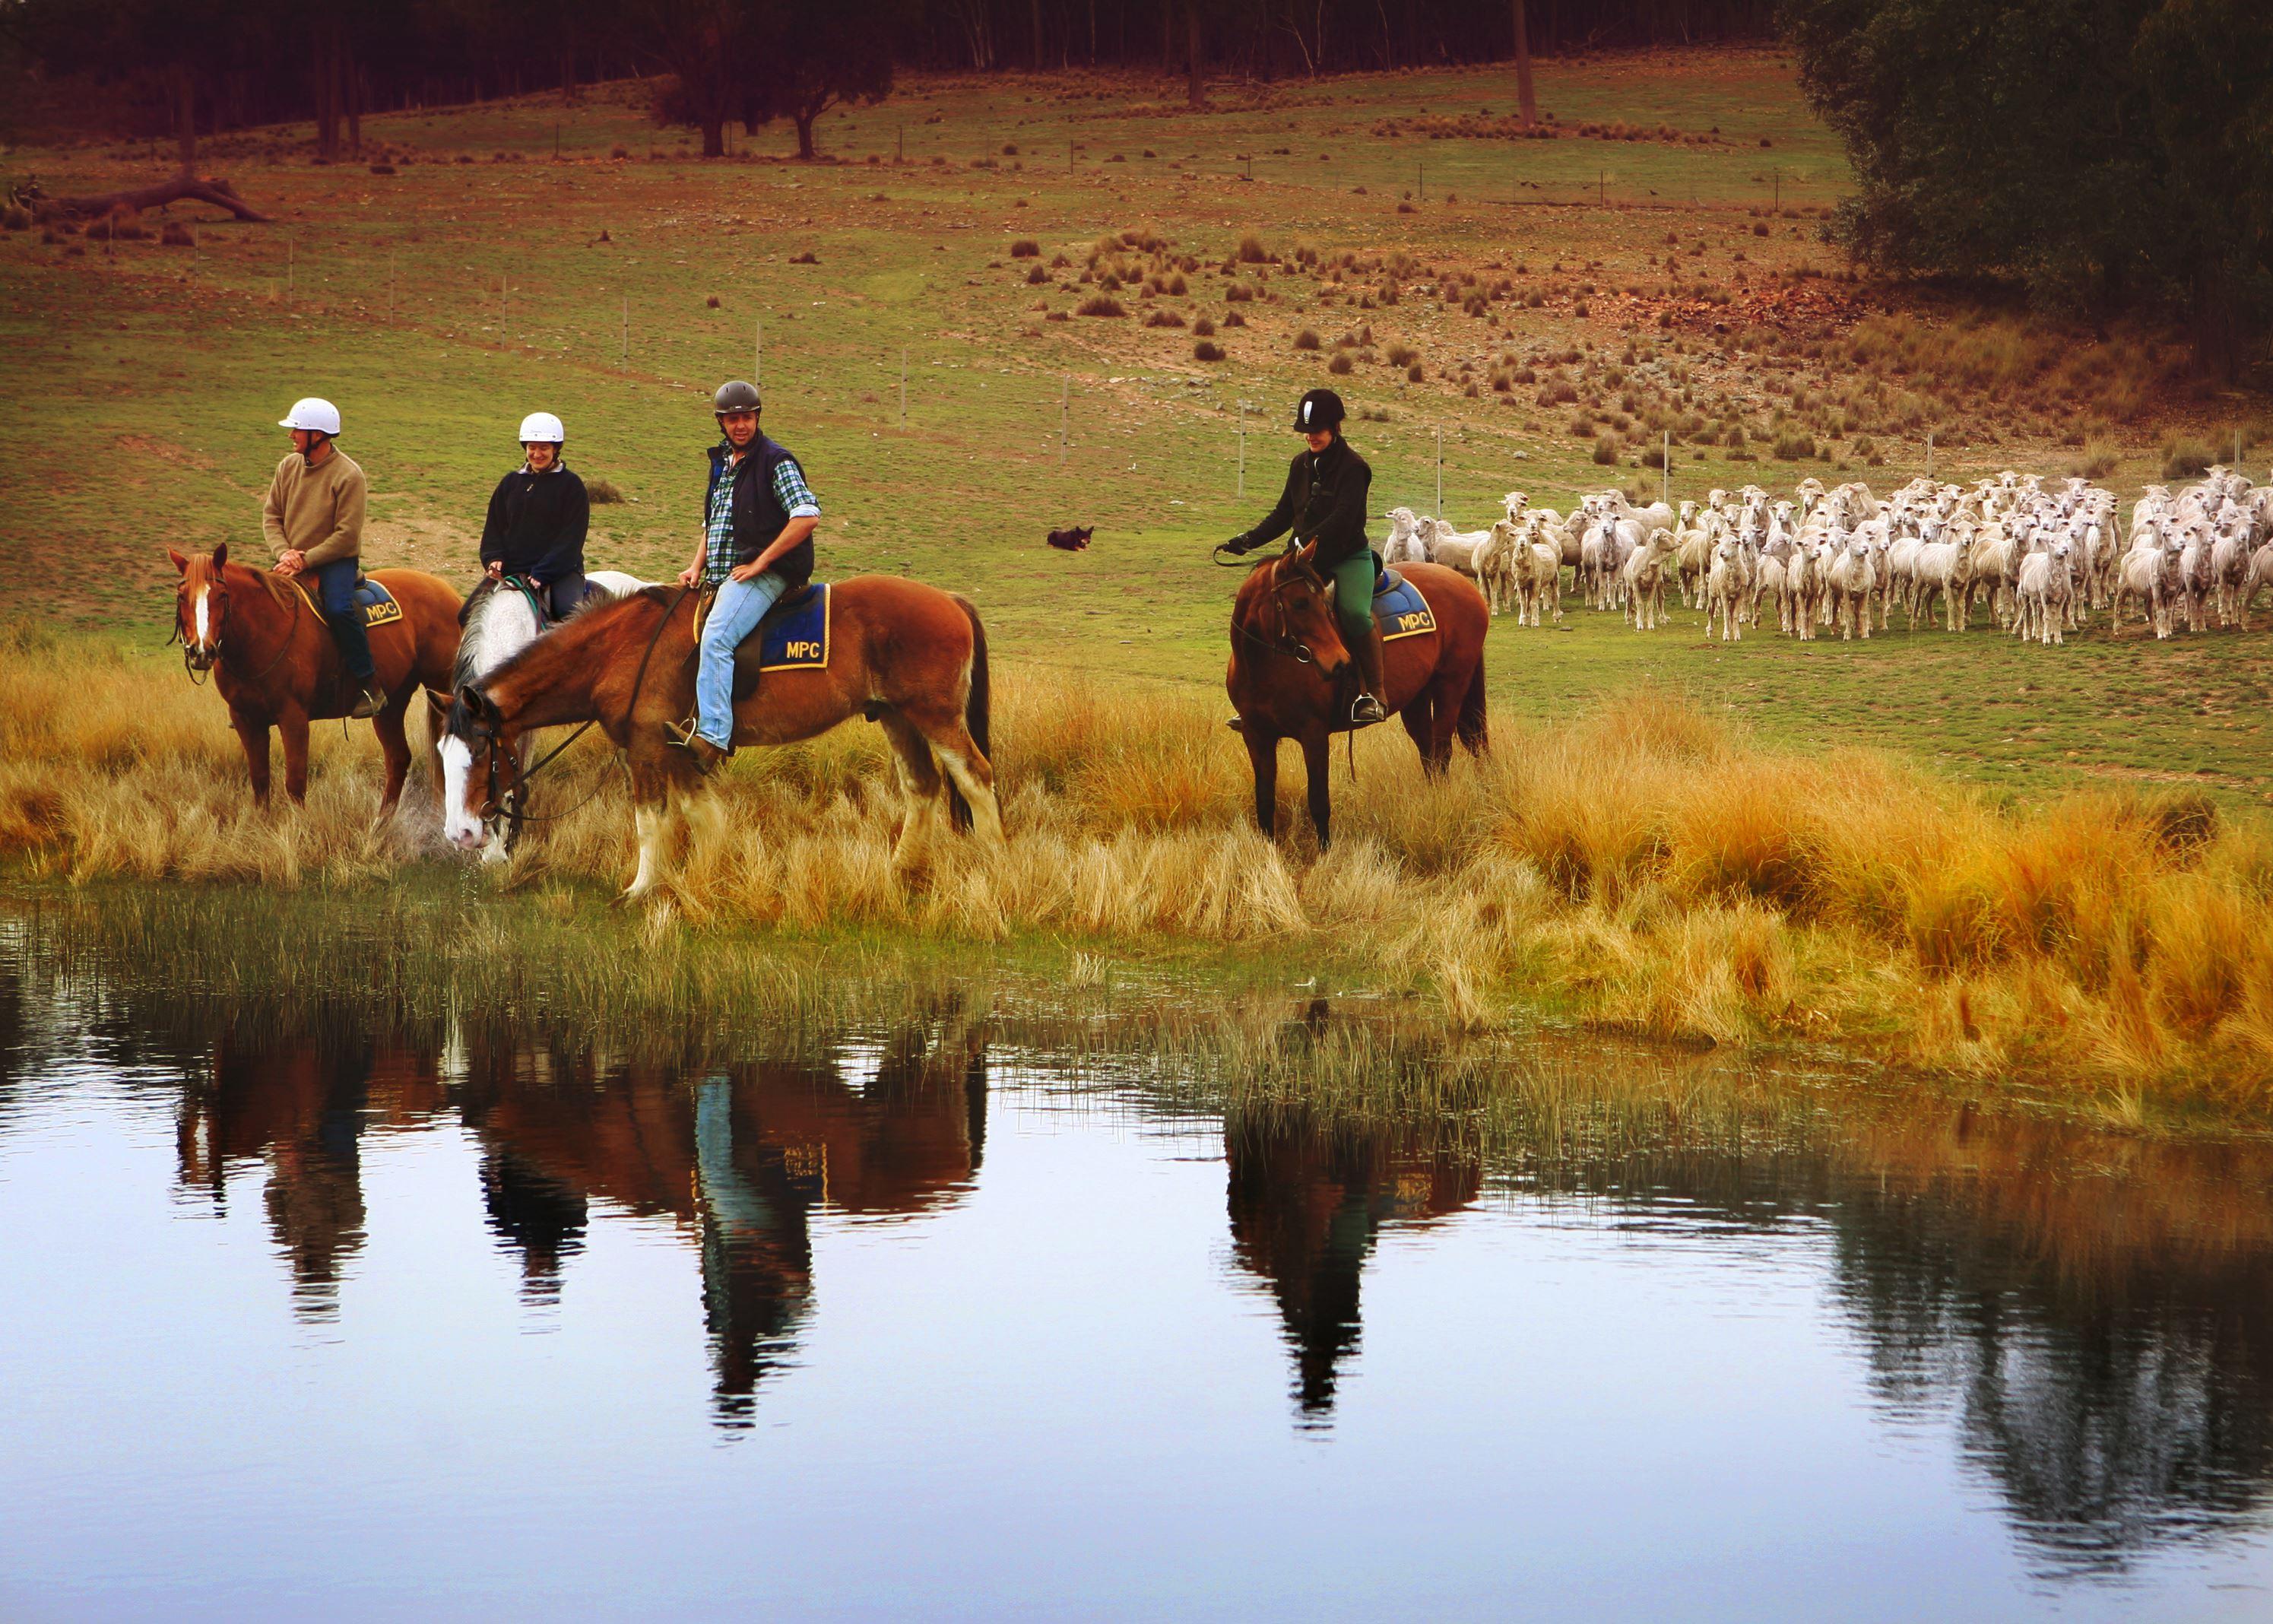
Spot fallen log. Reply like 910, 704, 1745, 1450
43, 174, 270, 224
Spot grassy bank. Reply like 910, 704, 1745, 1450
5, 633, 2270, 1111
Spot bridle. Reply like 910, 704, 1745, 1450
1221, 553, 1326, 665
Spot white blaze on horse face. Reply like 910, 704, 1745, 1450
193, 586, 209, 647
439, 734, 481, 848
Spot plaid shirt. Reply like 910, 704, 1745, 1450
704, 446, 820, 585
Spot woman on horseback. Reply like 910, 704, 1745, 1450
1218, 388, 1387, 727
477, 411, 590, 620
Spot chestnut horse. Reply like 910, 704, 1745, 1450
440, 576, 1001, 899
1226, 548, 1488, 846
169, 543, 463, 819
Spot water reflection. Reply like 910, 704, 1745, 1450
3, 942, 2271, 1584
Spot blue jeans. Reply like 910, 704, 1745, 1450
311, 557, 374, 680
696, 570, 788, 748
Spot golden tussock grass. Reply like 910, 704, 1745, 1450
5, 630, 2272, 1101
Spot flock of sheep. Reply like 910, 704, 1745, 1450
1381, 465, 2273, 645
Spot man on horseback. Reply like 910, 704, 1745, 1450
479, 411, 590, 620
664, 379, 821, 772
265, 396, 386, 719
1217, 388, 1387, 728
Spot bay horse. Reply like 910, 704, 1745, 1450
452, 569, 650, 864
1226, 547, 1488, 846
168, 543, 463, 820
440, 576, 1002, 900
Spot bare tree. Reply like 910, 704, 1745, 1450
1513, 0, 1536, 125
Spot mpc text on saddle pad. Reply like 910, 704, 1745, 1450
1374, 576, 1436, 641
293, 576, 402, 629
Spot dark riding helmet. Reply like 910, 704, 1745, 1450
1292, 387, 1346, 433
713, 379, 762, 416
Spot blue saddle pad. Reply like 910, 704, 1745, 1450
1374, 575, 1436, 642
352, 577, 401, 628
730, 582, 832, 690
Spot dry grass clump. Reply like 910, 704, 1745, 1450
6, 636, 2272, 1100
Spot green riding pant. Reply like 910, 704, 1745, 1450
1328, 551, 1377, 647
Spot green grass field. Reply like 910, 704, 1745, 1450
3, 48, 2268, 805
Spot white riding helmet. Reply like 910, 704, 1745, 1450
278, 397, 342, 435
518, 411, 566, 445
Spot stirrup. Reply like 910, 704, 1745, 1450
347, 682, 387, 720
1225, 714, 1246, 733
663, 717, 731, 771
1349, 692, 1388, 728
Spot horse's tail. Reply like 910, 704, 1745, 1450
949, 593, 991, 833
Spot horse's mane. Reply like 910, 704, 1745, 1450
468, 582, 675, 704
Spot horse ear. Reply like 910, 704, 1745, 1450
457, 684, 489, 722
212, 540, 228, 570
166, 548, 189, 576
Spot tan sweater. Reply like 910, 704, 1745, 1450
262, 449, 366, 568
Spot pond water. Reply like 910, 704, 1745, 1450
3, 928, 2271, 1621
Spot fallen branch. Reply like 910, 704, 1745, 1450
44, 174, 271, 224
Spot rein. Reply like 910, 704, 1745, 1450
175, 568, 303, 687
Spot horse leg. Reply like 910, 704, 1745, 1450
879, 712, 946, 872
230, 709, 273, 807
372, 699, 412, 826
277, 708, 312, 806
622, 754, 683, 902
1299, 731, 1333, 848
1243, 728, 1279, 839
911, 708, 1005, 851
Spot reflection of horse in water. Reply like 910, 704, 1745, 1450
1223, 1105, 1479, 1419
458, 1019, 988, 1426
173, 1030, 446, 1318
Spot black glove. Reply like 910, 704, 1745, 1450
1220, 533, 1254, 556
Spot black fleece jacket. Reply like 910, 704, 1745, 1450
1238, 436, 1374, 569
478, 465, 589, 583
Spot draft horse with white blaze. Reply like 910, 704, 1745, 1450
441, 574, 1003, 898
1226, 547, 1489, 846
169, 542, 463, 819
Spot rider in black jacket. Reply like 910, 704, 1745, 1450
1219, 389, 1387, 726
479, 411, 589, 620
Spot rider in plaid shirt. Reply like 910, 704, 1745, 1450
666, 379, 821, 770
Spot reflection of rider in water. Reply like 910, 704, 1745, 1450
1224, 1107, 1479, 1418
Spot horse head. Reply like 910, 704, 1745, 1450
439, 684, 521, 852
167, 542, 233, 672
1240, 546, 1351, 677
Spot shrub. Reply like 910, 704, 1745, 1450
369, 163, 397, 176
1225, 281, 1256, 303
0, 207, 28, 232
1406, 362, 1425, 382
1569, 414, 1596, 436
1593, 434, 1622, 465
1396, 201, 1416, 214
705, 293, 721, 308
1222, 311, 1247, 328
1237, 234, 1270, 262
1386, 344, 1419, 368
1077, 293, 1127, 318
788, 249, 818, 265
1294, 328, 1320, 350
1773, 432, 1815, 461
159, 222, 193, 247
1026, 264, 1050, 284
2071, 438, 2119, 480
1167, 271, 1188, 295
1194, 339, 1225, 361
1639, 445, 1667, 469
2161, 436, 2214, 480
1193, 315, 1216, 337
1010, 239, 1040, 258
1145, 308, 1186, 328
585, 478, 625, 504
1329, 354, 1353, 375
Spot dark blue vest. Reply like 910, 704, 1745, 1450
707, 434, 814, 589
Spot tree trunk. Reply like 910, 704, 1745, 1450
1186, 1, 1205, 107
1513, 0, 1536, 125
315, 22, 341, 160
794, 110, 818, 160
347, 55, 363, 155
560, 33, 578, 102
171, 63, 198, 174
1030, 0, 1045, 68
47, 174, 272, 223
702, 118, 724, 157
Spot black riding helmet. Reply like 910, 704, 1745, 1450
1292, 387, 1346, 433
713, 379, 762, 416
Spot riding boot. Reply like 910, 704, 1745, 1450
325, 610, 386, 718
1349, 620, 1389, 728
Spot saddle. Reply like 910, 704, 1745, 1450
290, 573, 401, 628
